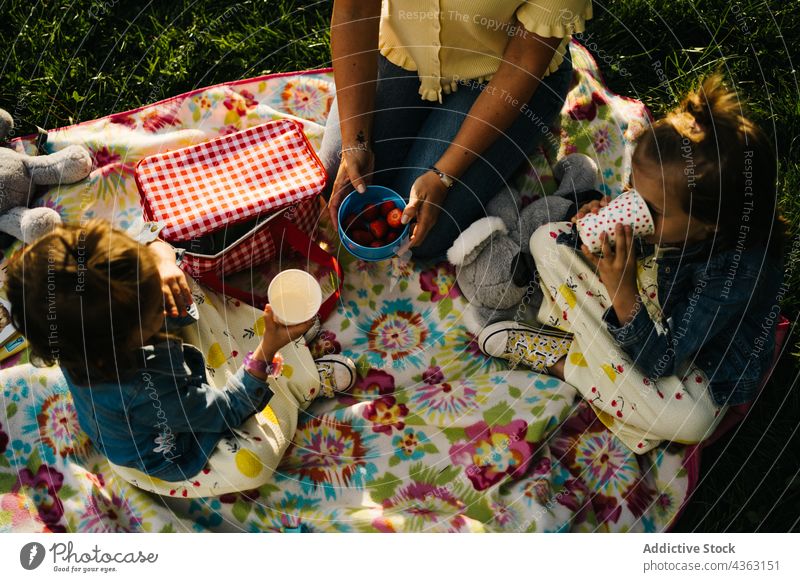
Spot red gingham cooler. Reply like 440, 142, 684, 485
135, 119, 342, 318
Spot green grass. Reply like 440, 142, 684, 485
1, 0, 798, 531
0, 0, 333, 131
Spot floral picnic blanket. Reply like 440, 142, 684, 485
0, 41, 691, 533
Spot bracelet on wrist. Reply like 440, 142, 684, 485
339, 144, 370, 158
243, 351, 284, 378
428, 165, 455, 189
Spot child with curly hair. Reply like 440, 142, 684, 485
5, 219, 355, 497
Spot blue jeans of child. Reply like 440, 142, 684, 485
319, 50, 573, 262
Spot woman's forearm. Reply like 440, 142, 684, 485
436, 30, 562, 179
331, 0, 381, 147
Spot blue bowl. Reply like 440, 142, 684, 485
338, 185, 410, 262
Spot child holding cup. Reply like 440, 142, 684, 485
478, 75, 785, 453
4, 219, 356, 498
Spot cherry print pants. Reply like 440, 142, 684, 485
530, 223, 726, 454
109, 281, 321, 498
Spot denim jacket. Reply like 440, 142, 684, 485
67, 339, 273, 482
601, 238, 784, 406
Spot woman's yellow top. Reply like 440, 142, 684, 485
379, 0, 593, 102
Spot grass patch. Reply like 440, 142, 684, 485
0, 0, 332, 131
1, 0, 798, 531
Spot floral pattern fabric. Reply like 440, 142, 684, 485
0, 42, 692, 533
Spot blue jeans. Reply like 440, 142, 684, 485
319, 50, 573, 262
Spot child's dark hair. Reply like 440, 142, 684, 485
5, 219, 163, 385
633, 73, 784, 255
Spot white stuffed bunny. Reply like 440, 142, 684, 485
0, 107, 92, 244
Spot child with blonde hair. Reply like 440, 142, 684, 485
5, 219, 355, 497
480, 75, 785, 452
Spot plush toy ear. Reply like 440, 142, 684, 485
447, 216, 507, 266
517, 195, 575, 251
485, 187, 523, 230
0, 207, 62, 245
552, 153, 599, 199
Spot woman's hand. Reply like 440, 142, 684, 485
402, 170, 449, 249
571, 195, 611, 223
328, 148, 374, 229
581, 224, 640, 325
149, 240, 193, 317
258, 305, 316, 356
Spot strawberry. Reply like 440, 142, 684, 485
385, 229, 401, 243
379, 200, 396, 215
349, 229, 373, 246
369, 219, 388, 240
386, 208, 403, 229
361, 204, 379, 221
369, 241, 385, 248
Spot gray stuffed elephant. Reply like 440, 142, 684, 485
447, 153, 601, 333
0, 107, 92, 244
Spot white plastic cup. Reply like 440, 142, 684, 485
267, 269, 322, 325
576, 189, 655, 254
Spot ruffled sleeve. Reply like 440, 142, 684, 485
515, 0, 593, 38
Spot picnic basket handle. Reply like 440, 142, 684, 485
198, 215, 343, 322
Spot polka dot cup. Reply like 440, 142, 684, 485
577, 189, 655, 254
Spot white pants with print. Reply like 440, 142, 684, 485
530, 222, 726, 454
110, 283, 320, 498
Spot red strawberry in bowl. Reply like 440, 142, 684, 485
386, 208, 403, 229
361, 204, 380, 221
379, 200, 396, 215
369, 219, 388, 240
349, 229, 373, 246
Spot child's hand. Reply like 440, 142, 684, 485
581, 223, 640, 325
148, 239, 193, 317
571, 195, 611, 223
158, 259, 193, 318
259, 305, 315, 355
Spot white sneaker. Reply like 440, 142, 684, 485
314, 355, 357, 398
478, 321, 572, 372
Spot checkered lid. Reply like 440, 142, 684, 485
135, 119, 326, 241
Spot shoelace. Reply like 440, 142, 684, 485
506, 329, 572, 372
316, 363, 337, 398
